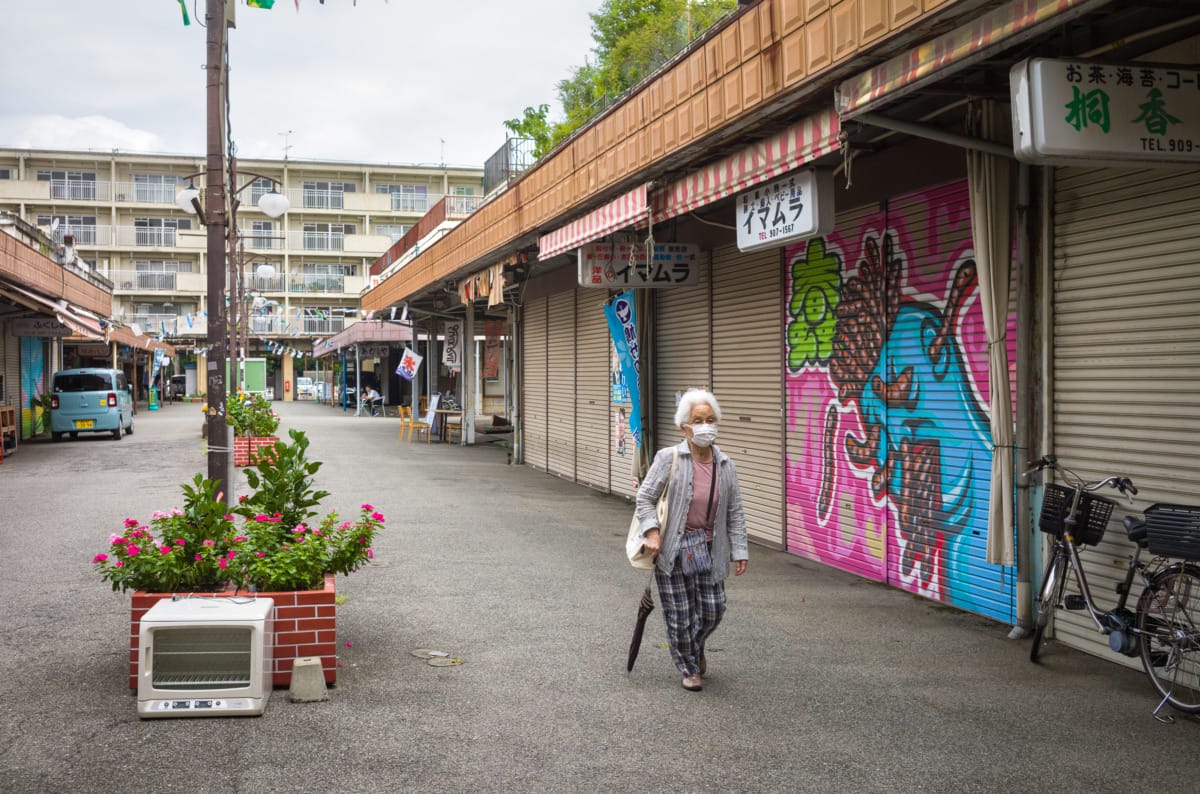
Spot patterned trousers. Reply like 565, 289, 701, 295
655, 557, 726, 676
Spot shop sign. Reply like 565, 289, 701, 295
578, 242, 701, 288
1012, 58, 1200, 164
12, 317, 72, 337
735, 168, 834, 253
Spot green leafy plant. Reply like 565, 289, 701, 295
225, 389, 280, 437
92, 432, 382, 593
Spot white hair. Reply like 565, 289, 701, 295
674, 388, 721, 428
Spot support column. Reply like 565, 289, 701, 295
463, 307, 474, 445
282, 352, 295, 402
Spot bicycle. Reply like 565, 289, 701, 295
1028, 454, 1200, 722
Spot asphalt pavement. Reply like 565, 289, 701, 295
1, 399, 1197, 793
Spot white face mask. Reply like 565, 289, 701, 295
690, 423, 718, 448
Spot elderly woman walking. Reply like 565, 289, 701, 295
635, 388, 748, 691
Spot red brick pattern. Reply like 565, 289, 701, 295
232, 436, 279, 467
129, 573, 337, 689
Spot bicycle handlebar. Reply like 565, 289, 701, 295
1023, 453, 1137, 499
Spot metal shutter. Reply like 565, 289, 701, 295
654, 252, 712, 453
521, 295, 548, 471
575, 288, 610, 491
545, 290, 577, 480
784, 201, 888, 581
3, 323, 20, 408
1050, 165, 1200, 665
711, 243, 785, 548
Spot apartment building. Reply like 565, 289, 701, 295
0, 147, 484, 354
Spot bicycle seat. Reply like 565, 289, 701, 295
1123, 515, 1148, 546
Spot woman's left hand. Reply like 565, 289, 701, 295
734, 560, 747, 576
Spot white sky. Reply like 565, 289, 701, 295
0, 0, 601, 168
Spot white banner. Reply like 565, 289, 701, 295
442, 321, 463, 369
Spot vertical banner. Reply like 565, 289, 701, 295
395, 347, 423, 382
483, 320, 502, 380
443, 321, 463, 369
603, 290, 642, 445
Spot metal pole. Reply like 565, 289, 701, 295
204, 0, 230, 499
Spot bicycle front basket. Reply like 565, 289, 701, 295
1144, 504, 1200, 560
1038, 483, 1114, 546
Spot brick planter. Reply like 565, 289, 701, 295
129, 573, 337, 690
233, 435, 279, 467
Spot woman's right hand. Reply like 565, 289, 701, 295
643, 528, 661, 558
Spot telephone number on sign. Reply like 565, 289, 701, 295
1140, 137, 1195, 153
758, 223, 795, 241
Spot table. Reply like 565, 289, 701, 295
430, 409, 463, 443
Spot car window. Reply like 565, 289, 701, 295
55, 373, 112, 392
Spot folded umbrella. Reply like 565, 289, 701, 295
626, 584, 656, 673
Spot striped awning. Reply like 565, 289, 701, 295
538, 182, 649, 261
651, 108, 841, 222
835, 0, 1109, 119
0, 278, 105, 340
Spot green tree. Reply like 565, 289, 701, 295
503, 104, 555, 159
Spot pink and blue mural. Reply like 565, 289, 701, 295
784, 181, 1016, 622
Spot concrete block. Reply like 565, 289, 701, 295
288, 657, 329, 703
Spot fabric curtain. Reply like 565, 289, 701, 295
966, 99, 1015, 566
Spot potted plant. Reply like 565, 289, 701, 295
225, 389, 281, 466
92, 429, 384, 688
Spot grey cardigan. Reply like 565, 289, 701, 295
635, 440, 748, 581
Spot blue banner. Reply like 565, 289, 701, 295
604, 290, 642, 445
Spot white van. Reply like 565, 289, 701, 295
295, 376, 315, 399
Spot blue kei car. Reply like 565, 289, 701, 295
49, 368, 134, 441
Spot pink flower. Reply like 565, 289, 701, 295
126, 544, 140, 556
226, 550, 236, 560
216, 491, 224, 503
218, 558, 227, 570
108, 533, 123, 545
340, 522, 352, 531
224, 514, 234, 521
160, 545, 173, 555
152, 510, 169, 520
255, 551, 266, 558
291, 526, 306, 534
124, 518, 139, 528
194, 554, 203, 561
171, 508, 184, 516
345, 641, 353, 647
371, 511, 385, 522
311, 529, 322, 537
255, 514, 270, 522
115, 560, 124, 568
202, 539, 215, 547
366, 548, 374, 559
92, 553, 109, 563
361, 503, 374, 512
238, 494, 248, 503
175, 538, 186, 546
233, 536, 247, 543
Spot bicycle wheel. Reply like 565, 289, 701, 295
1031, 544, 1069, 663
1137, 563, 1200, 713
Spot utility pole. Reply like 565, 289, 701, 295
205, 0, 230, 499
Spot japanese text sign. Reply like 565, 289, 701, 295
1012, 58, 1200, 164
736, 168, 834, 253
578, 242, 701, 288
442, 321, 463, 369
603, 291, 642, 445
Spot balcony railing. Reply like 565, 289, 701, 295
135, 271, 177, 290
303, 317, 344, 335
389, 193, 428, 213
133, 227, 178, 247
47, 179, 100, 201
301, 231, 344, 251
129, 313, 179, 334
298, 190, 345, 210
248, 274, 285, 293
446, 194, 483, 218
290, 274, 346, 294
243, 234, 279, 251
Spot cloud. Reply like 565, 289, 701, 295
0, 115, 165, 155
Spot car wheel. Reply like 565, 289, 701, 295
112, 422, 123, 441
126, 418, 134, 436
69, 432, 78, 439
52, 432, 63, 442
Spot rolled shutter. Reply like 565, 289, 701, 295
546, 290, 576, 480
711, 243, 784, 548
1050, 165, 1200, 665
575, 288, 610, 491
654, 252, 712, 452
521, 295, 548, 471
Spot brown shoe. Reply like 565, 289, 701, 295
698, 655, 707, 677
682, 674, 703, 691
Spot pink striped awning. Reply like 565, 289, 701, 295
538, 182, 649, 261
836, 0, 1108, 118
651, 108, 840, 222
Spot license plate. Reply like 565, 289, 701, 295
75, 420, 94, 429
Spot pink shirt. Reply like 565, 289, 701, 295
686, 457, 719, 540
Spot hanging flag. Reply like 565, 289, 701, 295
442, 321, 463, 369
185, 314, 193, 329
176, 0, 190, 25
604, 291, 642, 445
246, 0, 275, 9
395, 347, 423, 382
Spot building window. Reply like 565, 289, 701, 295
247, 177, 274, 205
36, 214, 97, 245
302, 180, 355, 209
134, 217, 191, 247
247, 220, 275, 249
302, 222, 355, 251
133, 174, 180, 203
375, 183, 428, 213
37, 169, 97, 200
292, 262, 347, 293
0, 168, 11, 179
375, 223, 409, 243
133, 260, 190, 290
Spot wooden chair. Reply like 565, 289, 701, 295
400, 405, 430, 443
444, 412, 463, 444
